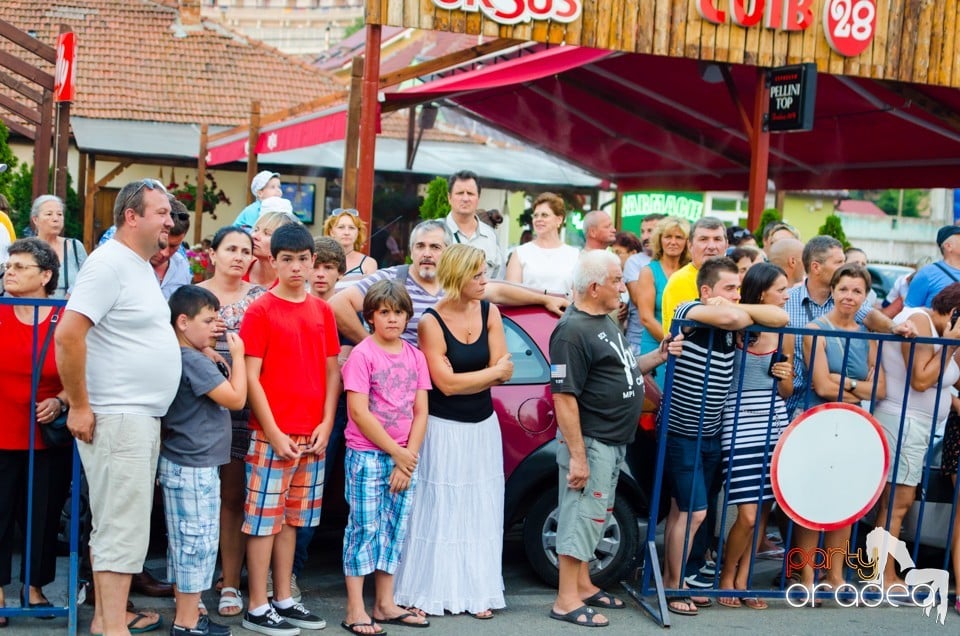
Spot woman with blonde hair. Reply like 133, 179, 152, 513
628, 216, 690, 385
245, 211, 299, 287
505, 192, 579, 297
395, 244, 514, 619
324, 208, 378, 279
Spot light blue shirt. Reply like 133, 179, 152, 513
233, 201, 261, 229
158, 251, 192, 300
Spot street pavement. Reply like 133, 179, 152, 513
2, 527, 954, 635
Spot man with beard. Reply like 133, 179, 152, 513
331, 220, 567, 346
56, 179, 182, 636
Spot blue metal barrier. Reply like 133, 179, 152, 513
626, 318, 960, 627
0, 296, 79, 635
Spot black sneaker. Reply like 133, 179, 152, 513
271, 602, 326, 630
170, 615, 232, 636
242, 607, 301, 636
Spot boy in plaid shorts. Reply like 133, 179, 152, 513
161, 286, 249, 636
239, 224, 341, 636
340, 279, 431, 633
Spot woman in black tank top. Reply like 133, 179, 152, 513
394, 245, 514, 618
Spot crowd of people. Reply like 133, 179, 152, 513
1, 169, 958, 634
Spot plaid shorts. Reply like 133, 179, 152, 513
158, 456, 221, 593
342, 448, 416, 577
243, 430, 324, 537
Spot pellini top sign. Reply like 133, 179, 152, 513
432, 0, 582, 25
696, 0, 877, 58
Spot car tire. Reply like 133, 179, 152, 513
522, 487, 640, 588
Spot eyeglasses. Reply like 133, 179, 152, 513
2, 262, 42, 273
331, 208, 359, 217
119, 179, 169, 213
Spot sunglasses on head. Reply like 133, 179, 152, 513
331, 208, 359, 217
732, 228, 751, 240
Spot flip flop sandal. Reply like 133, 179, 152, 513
549, 605, 609, 627
583, 590, 626, 609
218, 587, 244, 617
666, 598, 698, 616
374, 612, 430, 628
718, 597, 741, 608
741, 597, 768, 610
691, 597, 713, 608
340, 620, 386, 635
128, 611, 163, 634
472, 610, 494, 620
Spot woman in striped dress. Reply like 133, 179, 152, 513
718, 262, 794, 608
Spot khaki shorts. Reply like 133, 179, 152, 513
77, 413, 161, 573
556, 437, 625, 563
875, 411, 934, 487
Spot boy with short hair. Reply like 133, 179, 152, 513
162, 286, 249, 636
311, 236, 346, 301
239, 224, 341, 636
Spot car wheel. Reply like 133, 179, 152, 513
522, 487, 641, 588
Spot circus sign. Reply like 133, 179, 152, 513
431, 0, 582, 25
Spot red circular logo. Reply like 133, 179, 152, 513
823, 0, 877, 57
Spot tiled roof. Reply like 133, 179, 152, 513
836, 199, 888, 218
315, 27, 488, 76
1, 0, 346, 127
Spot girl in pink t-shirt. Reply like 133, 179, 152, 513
340, 279, 432, 632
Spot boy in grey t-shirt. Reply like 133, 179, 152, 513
161, 286, 248, 636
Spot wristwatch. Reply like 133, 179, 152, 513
54, 396, 67, 413
848, 380, 858, 392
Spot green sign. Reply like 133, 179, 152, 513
621, 192, 704, 222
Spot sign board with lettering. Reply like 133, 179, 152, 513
767, 63, 817, 132
619, 192, 704, 233
366, 1, 959, 89
54, 32, 77, 103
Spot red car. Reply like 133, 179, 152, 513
495, 305, 662, 587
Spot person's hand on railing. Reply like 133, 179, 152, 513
892, 320, 919, 338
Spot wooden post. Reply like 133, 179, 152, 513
33, 89, 53, 199
342, 57, 363, 210
356, 23, 382, 239
52, 24, 70, 201
195, 124, 208, 246
246, 101, 260, 205
82, 153, 96, 251
747, 68, 770, 232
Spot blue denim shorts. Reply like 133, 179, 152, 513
665, 433, 721, 513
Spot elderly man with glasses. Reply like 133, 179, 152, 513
56, 178, 183, 636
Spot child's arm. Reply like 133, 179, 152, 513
245, 354, 300, 460
207, 333, 248, 410
308, 355, 341, 456
347, 390, 417, 478
389, 388, 429, 494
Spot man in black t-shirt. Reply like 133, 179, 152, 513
660, 257, 788, 616
547, 250, 682, 628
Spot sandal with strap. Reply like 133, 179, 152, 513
218, 587, 244, 617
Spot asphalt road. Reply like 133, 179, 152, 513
2, 528, 954, 635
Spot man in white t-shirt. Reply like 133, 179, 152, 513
56, 179, 182, 636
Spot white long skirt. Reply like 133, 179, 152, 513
393, 412, 506, 615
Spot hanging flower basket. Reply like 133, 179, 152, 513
168, 172, 231, 219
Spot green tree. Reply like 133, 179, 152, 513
753, 208, 782, 247
419, 176, 450, 220
0, 120, 19, 203
874, 189, 924, 218
343, 16, 365, 38
817, 214, 850, 250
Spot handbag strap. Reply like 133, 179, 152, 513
934, 260, 960, 283
32, 308, 59, 390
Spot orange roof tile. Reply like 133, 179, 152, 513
1, 0, 346, 127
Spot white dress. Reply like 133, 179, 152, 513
513, 242, 580, 297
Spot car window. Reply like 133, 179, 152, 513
502, 316, 550, 385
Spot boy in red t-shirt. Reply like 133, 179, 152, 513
238, 224, 340, 636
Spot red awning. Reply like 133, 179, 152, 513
207, 106, 372, 166
382, 46, 960, 190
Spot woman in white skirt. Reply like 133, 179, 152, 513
395, 244, 514, 618
717, 262, 794, 609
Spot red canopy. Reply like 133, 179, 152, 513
383, 47, 960, 190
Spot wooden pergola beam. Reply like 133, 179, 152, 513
0, 68, 43, 103
0, 49, 54, 89
378, 37, 521, 88
0, 113, 34, 139
207, 91, 349, 144
95, 160, 133, 189
0, 19, 56, 63
0, 91, 41, 125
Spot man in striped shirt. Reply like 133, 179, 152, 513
661, 257, 788, 616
